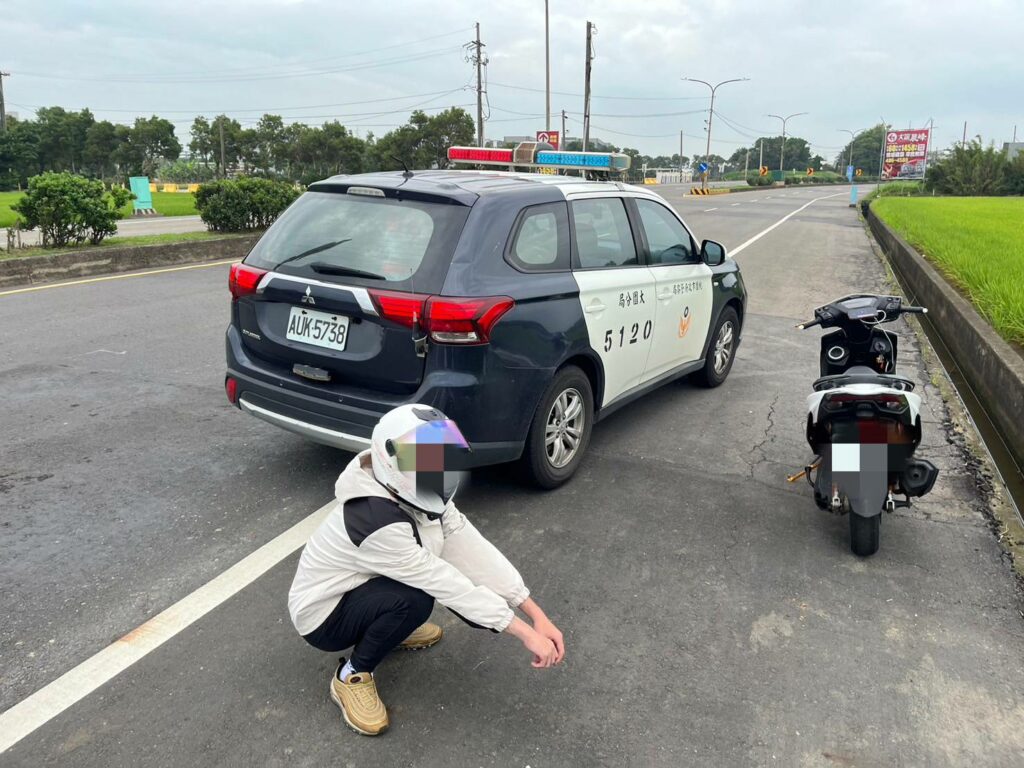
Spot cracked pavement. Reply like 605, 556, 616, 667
2, 185, 1023, 766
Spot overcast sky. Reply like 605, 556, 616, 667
3, 0, 1021, 161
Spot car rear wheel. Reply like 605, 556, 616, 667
522, 365, 594, 489
693, 307, 739, 388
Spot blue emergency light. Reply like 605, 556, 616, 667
447, 144, 630, 172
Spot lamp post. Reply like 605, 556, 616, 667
682, 76, 749, 190
767, 112, 807, 175
838, 128, 864, 174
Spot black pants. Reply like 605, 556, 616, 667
302, 577, 434, 673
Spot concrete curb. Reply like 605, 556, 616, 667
863, 201, 1024, 466
0, 234, 260, 289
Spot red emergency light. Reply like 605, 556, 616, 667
447, 147, 514, 164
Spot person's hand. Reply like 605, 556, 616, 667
532, 616, 565, 664
522, 627, 559, 668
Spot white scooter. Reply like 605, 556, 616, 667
790, 294, 939, 556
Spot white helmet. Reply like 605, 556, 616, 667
370, 404, 472, 515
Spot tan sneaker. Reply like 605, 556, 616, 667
398, 622, 443, 650
330, 668, 389, 736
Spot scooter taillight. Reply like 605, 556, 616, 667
823, 393, 907, 413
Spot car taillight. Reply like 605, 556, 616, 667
370, 290, 429, 328
225, 376, 239, 404
425, 296, 514, 344
229, 263, 267, 299
369, 290, 514, 344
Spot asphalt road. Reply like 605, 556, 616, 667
2, 185, 1023, 766
1, 215, 206, 249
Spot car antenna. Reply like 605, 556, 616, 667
390, 154, 414, 179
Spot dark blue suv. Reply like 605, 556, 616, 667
226, 168, 746, 486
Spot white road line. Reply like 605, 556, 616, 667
729, 191, 845, 257
730, 202, 741, 206
0, 258, 240, 298
703, 207, 718, 212
0, 500, 335, 754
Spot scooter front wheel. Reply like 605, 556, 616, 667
849, 513, 880, 557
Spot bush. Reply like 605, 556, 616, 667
11, 172, 132, 247
158, 159, 216, 183
194, 177, 300, 232
925, 140, 1007, 195
1005, 151, 1024, 195
746, 174, 772, 187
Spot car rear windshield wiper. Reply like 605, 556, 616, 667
309, 262, 385, 280
275, 239, 352, 267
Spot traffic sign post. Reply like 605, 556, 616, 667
759, 165, 769, 177
846, 164, 854, 182
806, 167, 815, 177
535, 130, 560, 150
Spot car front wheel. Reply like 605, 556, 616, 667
693, 307, 739, 388
522, 365, 594, 489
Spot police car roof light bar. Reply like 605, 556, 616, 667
446, 144, 630, 172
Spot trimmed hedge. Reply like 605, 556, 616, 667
194, 178, 300, 232
11, 172, 132, 247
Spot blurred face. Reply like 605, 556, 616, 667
391, 418, 471, 504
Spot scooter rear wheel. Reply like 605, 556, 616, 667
849, 514, 880, 557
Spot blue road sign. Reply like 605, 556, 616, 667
846, 165, 854, 182
698, 162, 709, 174
129, 177, 153, 212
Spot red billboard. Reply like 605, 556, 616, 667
882, 128, 930, 180
536, 130, 560, 150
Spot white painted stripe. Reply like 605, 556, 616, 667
0, 258, 240, 298
730, 202, 741, 206
0, 501, 334, 754
729, 191, 845, 257
703, 207, 718, 212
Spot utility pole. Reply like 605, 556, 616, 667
877, 117, 887, 185
962, 120, 967, 148
561, 109, 567, 149
0, 71, 9, 133
743, 148, 749, 178
474, 23, 486, 147
679, 129, 684, 179
219, 119, 226, 179
767, 112, 807, 174
582, 21, 594, 151
758, 138, 763, 171
682, 76, 749, 190
545, 1, 551, 131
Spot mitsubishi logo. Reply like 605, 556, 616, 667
301, 286, 316, 306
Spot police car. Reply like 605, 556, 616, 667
225, 143, 746, 487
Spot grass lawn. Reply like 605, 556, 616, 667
0, 190, 198, 228
0, 231, 236, 261
873, 197, 1024, 346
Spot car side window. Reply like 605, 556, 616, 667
507, 203, 570, 271
635, 199, 698, 265
572, 197, 638, 269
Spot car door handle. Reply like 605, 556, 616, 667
585, 301, 606, 314
656, 290, 673, 300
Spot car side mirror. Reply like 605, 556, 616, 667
701, 239, 727, 267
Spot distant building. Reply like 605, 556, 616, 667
1004, 142, 1024, 160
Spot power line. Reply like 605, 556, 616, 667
14, 47, 465, 84
489, 81, 708, 102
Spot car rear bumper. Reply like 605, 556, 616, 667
226, 326, 532, 466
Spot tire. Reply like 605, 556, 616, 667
849, 514, 880, 557
521, 365, 594, 489
693, 307, 739, 388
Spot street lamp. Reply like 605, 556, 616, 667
837, 128, 865, 175
682, 76, 749, 190
767, 112, 807, 174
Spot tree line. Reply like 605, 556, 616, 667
0, 106, 477, 190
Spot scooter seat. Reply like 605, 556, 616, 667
813, 367, 915, 392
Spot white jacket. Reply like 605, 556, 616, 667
288, 451, 530, 636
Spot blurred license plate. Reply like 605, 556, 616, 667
286, 307, 350, 352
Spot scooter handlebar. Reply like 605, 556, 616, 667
795, 317, 822, 330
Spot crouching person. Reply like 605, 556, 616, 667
288, 404, 565, 736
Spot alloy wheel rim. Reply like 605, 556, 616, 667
713, 321, 734, 375
545, 387, 584, 469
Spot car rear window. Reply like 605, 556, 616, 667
245, 190, 470, 292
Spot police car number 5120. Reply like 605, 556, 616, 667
286, 306, 350, 352
604, 321, 653, 351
